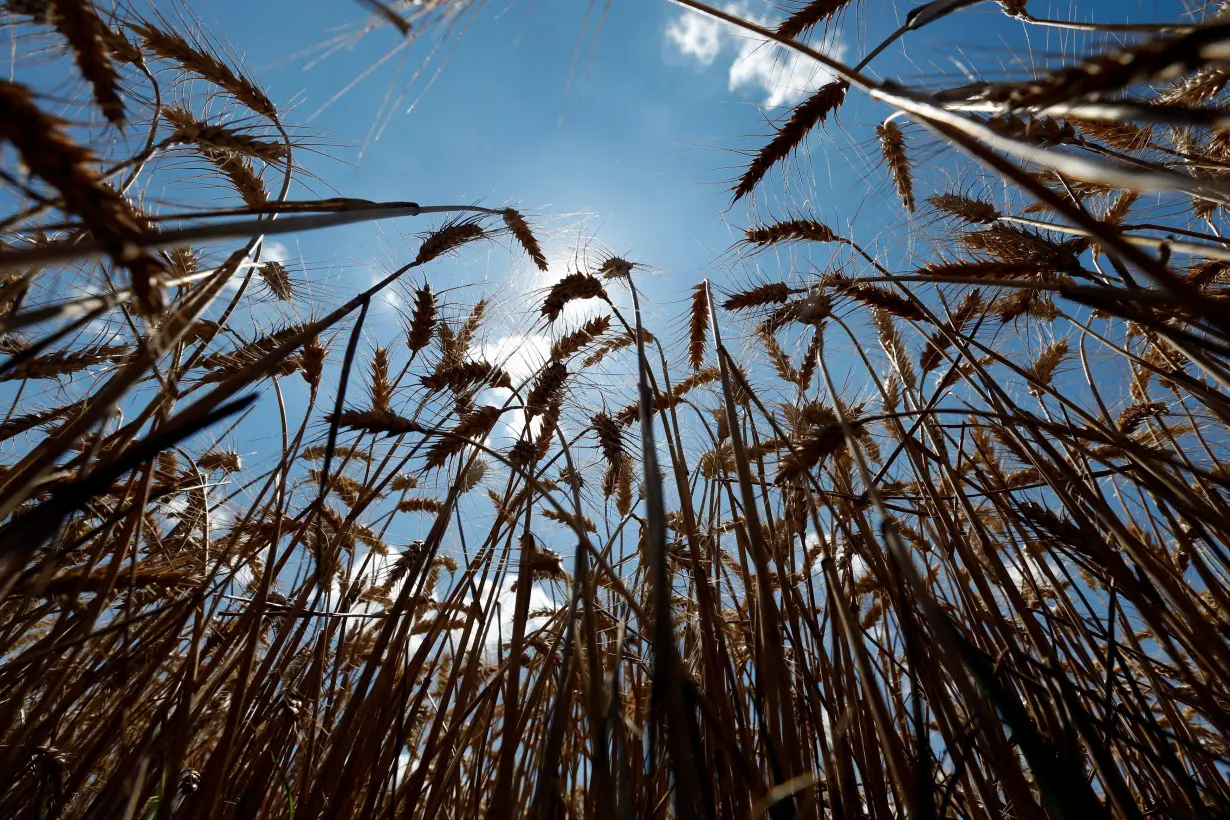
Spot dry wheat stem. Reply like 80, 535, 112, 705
0, 203, 503, 271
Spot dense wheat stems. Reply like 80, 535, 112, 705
0, 0, 1228, 817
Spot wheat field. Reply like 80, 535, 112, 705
0, 0, 1228, 817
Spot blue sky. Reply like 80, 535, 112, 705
192, 0, 1150, 293
2, 0, 1176, 566
119, 0, 1166, 542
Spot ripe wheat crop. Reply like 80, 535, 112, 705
0, 0, 1228, 818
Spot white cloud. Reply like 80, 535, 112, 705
481, 333, 551, 385
665, 9, 723, 65
664, 3, 847, 108
262, 241, 290, 263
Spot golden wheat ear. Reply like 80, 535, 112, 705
53, 0, 125, 125
541, 272, 607, 322
734, 79, 848, 201
877, 119, 915, 212
503, 208, 548, 271
688, 283, 709, 371
776, 0, 855, 40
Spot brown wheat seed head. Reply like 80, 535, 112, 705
0, 81, 166, 313
776, 0, 855, 41
745, 219, 839, 246
164, 106, 287, 164
133, 22, 276, 119
734, 79, 849, 201
687, 283, 710, 372
550, 315, 611, 361
3, 5, 1230, 819
541, 272, 607, 322
502, 208, 548, 272
927, 192, 1001, 224
525, 361, 568, 415
421, 361, 512, 393
328, 409, 424, 437
415, 220, 486, 266
876, 119, 915, 212
722, 282, 796, 311
405, 284, 437, 358
53, 0, 125, 125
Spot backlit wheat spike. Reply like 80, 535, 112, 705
722, 282, 795, 311
310, 470, 366, 506
421, 361, 512, 393
550, 315, 610, 360
688, 284, 709, 371
599, 256, 634, 279
961, 225, 1082, 271
919, 288, 982, 373
390, 473, 418, 491
415, 221, 485, 265
967, 25, 1230, 110
1070, 117, 1153, 151
797, 330, 822, 391
836, 280, 927, 322
877, 120, 915, 212
1027, 339, 1069, 395
920, 261, 1053, 279
0, 402, 84, 444
398, 497, 444, 513
525, 362, 567, 416
301, 445, 371, 464
592, 411, 623, 464
1, 344, 129, 381
163, 106, 287, 163
197, 452, 242, 473
406, 284, 436, 358
1184, 260, 1229, 289
539, 507, 597, 533
53, 0, 125, 125
991, 289, 1037, 322
525, 543, 566, 581
759, 328, 799, 385
1117, 401, 1167, 434
874, 309, 917, 390
0, 81, 165, 313
371, 348, 393, 413
258, 261, 293, 301
615, 454, 634, 516
198, 325, 308, 373
503, 208, 547, 271
927, 193, 1001, 224
777, 0, 854, 40
534, 398, 561, 461
982, 113, 1078, 147
745, 219, 838, 246
1160, 63, 1230, 105
541, 272, 606, 322
455, 299, 486, 355
776, 423, 848, 483
328, 409, 424, 437
734, 80, 848, 201
424, 406, 501, 469
300, 337, 326, 388
581, 335, 633, 369
133, 22, 276, 118
615, 367, 721, 426
208, 150, 267, 207
1103, 190, 1139, 225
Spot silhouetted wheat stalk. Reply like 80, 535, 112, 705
0, 0, 1229, 818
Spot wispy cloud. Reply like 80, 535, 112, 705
665, 2, 846, 108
